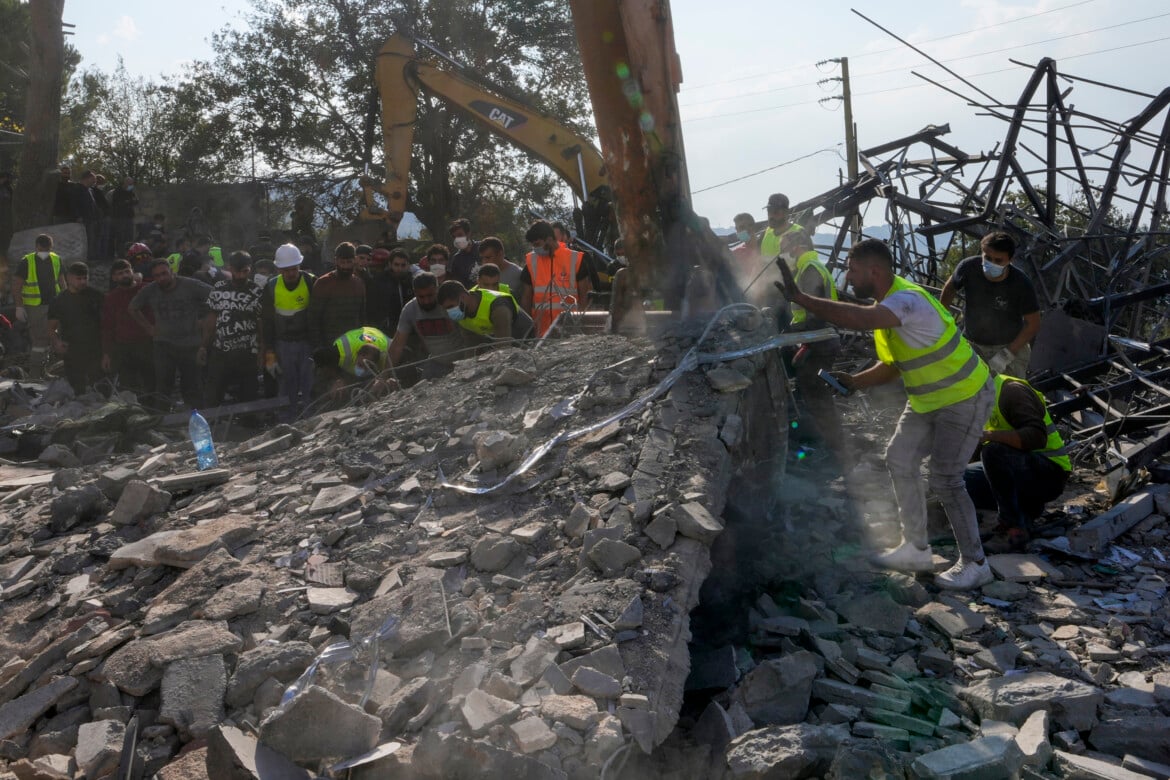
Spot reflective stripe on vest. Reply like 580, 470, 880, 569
525, 247, 582, 336
759, 222, 804, 262
789, 250, 838, 325
334, 326, 389, 375
274, 275, 310, 317
167, 253, 182, 273
210, 247, 224, 268
874, 276, 990, 413
461, 288, 514, 337
20, 253, 61, 307
988, 375, 1072, 471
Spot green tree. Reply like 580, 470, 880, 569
67, 59, 247, 184
199, 0, 590, 238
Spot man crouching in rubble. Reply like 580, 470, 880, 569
312, 325, 397, 400
777, 238, 995, 590
436, 279, 535, 347
966, 374, 1071, 553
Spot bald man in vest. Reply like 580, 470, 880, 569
777, 238, 995, 590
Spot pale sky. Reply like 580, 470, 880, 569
65, 0, 1170, 230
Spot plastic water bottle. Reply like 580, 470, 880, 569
188, 410, 219, 470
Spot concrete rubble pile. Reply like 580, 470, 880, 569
662, 419, 1170, 778
0, 316, 1167, 778
0, 316, 787, 780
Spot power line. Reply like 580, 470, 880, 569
682, 34, 1170, 124
691, 146, 842, 194
680, 10, 1170, 109
681, 0, 1100, 92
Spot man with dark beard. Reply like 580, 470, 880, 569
203, 251, 263, 408
388, 272, 465, 379
101, 259, 154, 395
308, 242, 366, 347
369, 247, 415, 333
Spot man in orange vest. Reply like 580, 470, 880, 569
519, 220, 592, 338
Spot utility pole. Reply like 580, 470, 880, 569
818, 57, 861, 242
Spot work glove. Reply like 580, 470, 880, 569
13, 306, 27, 324
773, 257, 800, 301
988, 348, 1014, 374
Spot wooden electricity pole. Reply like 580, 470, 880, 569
841, 57, 860, 241
13, 0, 66, 232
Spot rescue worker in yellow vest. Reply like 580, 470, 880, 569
965, 375, 1071, 553
777, 238, 996, 590
260, 244, 316, 422
437, 279, 535, 347
471, 263, 511, 296
167, 237, 192, 274
520, 220, 591, 338
11, 233, 64, 378
312, 326, 396, 399
195, 235, 224, 271
759, 193, 804, 267
773, 231, 849, 466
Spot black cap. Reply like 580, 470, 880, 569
766, 193, 789, 210
356, 244, 373, 255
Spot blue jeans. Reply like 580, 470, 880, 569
276, 340, 313, 422
964, 442, 1069, 531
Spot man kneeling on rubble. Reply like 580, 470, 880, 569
312, 325, 397, 398
965, 374, 1071, 553
436, 279, 534, 347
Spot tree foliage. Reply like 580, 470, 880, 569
67, 60, 247, 184
202, 0, 591, 238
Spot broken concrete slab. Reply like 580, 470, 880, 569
1016, 709, 1052, 767
1089, 716, 1170, 764
160, 654, 226, 739
1052, 750, 1153, 780
961, 672, 1102, 731
102, 620, 244, 696
672, 502, 724, 544
258, 685, 380, 761
986, 553, 1061, 582
571, 666, 622, 699
110, 479, 172, 525
732, 651, 819, 726
225, 642, 316, 709
309, 484, 364, 516
836, 592, 909, 637
1069, 485, 1167, 553
910, 735, 1025, 780
0, 677, 78, 741
724, 723, 848, 779
205, 724, 310, 780
108, 514, 257, 569
509, 717, 557, 754
539, 695, 601, 731
460, 689, 520, 736
75, 719, 124, 780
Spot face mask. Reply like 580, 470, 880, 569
447, 306, 465, 322
354, 365, 369, 378
453, 236, 469, 250
36, 251, 50, 259
253, 273, 269, 287
736, 230, 751, 242
983, 259, 1007, 279
534, 244, 551, 257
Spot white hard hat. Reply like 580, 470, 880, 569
274, 243, 303, 269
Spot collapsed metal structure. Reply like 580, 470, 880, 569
792, 57, 1170, 475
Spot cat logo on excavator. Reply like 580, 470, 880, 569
469, 100, 527, 130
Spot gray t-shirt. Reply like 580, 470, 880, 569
129, 276, 211, 347
397, 298, 465, 367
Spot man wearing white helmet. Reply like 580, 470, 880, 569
261, 243, 316, 421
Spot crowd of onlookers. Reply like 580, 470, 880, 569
4, 196, 629, 426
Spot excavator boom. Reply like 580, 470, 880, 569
366, 34, 609, 235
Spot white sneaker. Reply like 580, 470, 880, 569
935, 558, 993, 590
872, 540, 935, 573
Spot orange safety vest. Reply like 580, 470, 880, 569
525, 245, 582, 337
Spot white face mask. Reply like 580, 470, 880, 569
982, 259, 1007, 279
36, 251, 50, 259
253, 273, 269, 287
453, 236, 469, 250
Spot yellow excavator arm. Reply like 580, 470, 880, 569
362, 34, 609, 235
